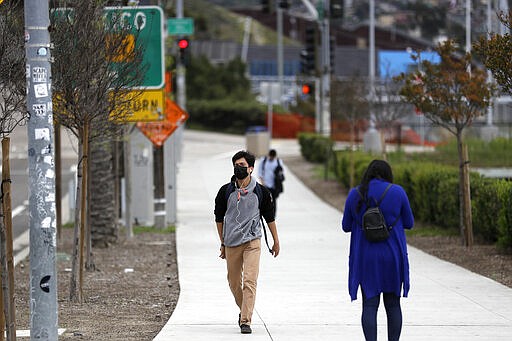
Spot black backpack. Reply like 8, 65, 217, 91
356, 184, 397, 243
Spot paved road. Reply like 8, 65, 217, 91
154, 129, 512, 341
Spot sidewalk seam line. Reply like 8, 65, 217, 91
255, 309, 274, 340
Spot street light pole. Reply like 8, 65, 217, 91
465, 0, 471, 54
277, 6, 284, 107
24, 1, 58, 340
320, 0, 331, 137
363, 0, 382, 153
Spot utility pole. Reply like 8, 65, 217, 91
465, 0, 471, 54
164, 0, 183, 225
277, 5, 284, 108
300, 0, 330, 137
24, 1, 58, 340
363, 0, 382, 153
320, 0, 331, 137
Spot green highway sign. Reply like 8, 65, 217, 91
105, 6, 164, 89
168, 18, 194, 35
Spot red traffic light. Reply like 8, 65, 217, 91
302, 84, 311, 95
178, 39, 189, 50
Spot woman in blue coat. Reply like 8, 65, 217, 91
342, 160, 414, 341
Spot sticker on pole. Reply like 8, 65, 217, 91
40, 275, 51, 293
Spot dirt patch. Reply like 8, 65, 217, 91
14, 228, 179, 340
284, 154, 512, 289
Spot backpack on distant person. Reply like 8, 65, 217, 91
262, 157, 285, 195
356, 184, 397, 243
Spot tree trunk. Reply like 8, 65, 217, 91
79, 121, 89, 303
1, 138, 16, 341
85, 138, 94, 271
113, 140, 120, 234
457, 134, 465, 246
462, 144, 474, 248
381, 126, 387, 160
90, 136, 117, 248
124, 126, 133, 239
69, 135, 83, 302
0, 198, 7, 341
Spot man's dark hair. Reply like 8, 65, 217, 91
269, 149, 277, 158
357, 159, 394, 212
232, 150, 256, 167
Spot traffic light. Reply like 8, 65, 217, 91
300, 26, 316, 75
278, 0, 289, 9
177, 38, 189, 64
301, 83, 313, 95
261, 0, 271, 13
330, 0, 344, 19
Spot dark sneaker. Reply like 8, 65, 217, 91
240, 324, 252, 334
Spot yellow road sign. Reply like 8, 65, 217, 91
112, 89, 165, 122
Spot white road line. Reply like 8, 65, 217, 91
12, 205, 25, 218
12, 205, 29, 266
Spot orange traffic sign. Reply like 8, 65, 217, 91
137, 98, 188, 146
166, 98, 188, 124
137, 120, 178, 147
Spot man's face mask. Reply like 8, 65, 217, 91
234, 165, 249, 180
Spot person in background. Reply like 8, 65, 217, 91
214, 150, 280, 334
257, 149, 285, 214
341, 159, 414, 341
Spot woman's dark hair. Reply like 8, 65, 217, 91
232, 150, 256, 167
357, 159, 393, 212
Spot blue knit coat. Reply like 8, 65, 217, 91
342, 178, 414, 301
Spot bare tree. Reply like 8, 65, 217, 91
0, 0, 26, 338
372, 70, 414, 158
50, 1, 146, 302
331, 75, 369, 187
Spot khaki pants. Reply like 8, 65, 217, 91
225, 238, 261, 326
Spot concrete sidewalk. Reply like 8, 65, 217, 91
154, 130, 512, 341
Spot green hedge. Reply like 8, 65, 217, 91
297, 133, 334, 163
496, 181, 512, 250
187, 99, 266, 134
332, 150, 512, 249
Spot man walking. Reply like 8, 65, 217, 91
258, 149, 285, 213
214, 150, 280, 334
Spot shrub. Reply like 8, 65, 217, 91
187, 99, 266, 134
471, 177, 501, 243
496, 180, 512, 250
298, 133, 333, 163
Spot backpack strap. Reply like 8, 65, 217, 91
376, 184, 399, 230
376, 184, 393, 206
356, 187, 369, 206
255, 183, 273, 254
261, 157, 267, 177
